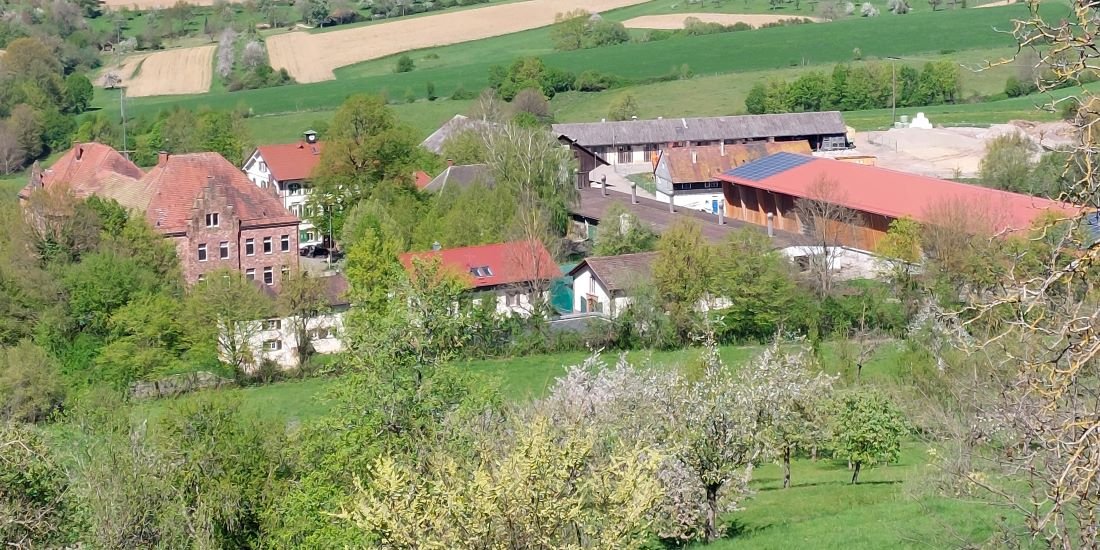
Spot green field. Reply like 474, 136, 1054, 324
129, 340, 1005, 548
99, 3, 1056, 122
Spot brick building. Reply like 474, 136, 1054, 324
21, 143, 300, 288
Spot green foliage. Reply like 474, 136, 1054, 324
182, 270, 275, 375
0, 340, 66, 422
746, 61, 962, 113
61, 250, 163, 337
439, 128, 488, 164
608, 92, 640, 121
829, 390, 908, 483
311, 94, 428, 240
0, 422, 72, 546
573, 69, 620, 91
1003, 75, 1036, 98
95, 293, 188, 388
653, 221, 713, 341
592, 203, 656, 256
63, 73, 94, 113
550, 10, 628, 51
394, 54, 415, 73
488, 57, 576, 100
713, 229, 812, 342
342, 201, 405, 315
978, 132, 1037, 194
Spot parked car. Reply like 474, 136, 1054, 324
299, 245, 329, 258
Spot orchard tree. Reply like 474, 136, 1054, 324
829, 390, 908, 484
739, 341, 835, 488
0, 422, 72, 546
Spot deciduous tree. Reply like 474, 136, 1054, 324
829, 390, 908, 484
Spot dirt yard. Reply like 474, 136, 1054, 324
102, 45, 216, 97
850, 121, 1076, 179
266, 0, 649, 83
621, 13, 822, 29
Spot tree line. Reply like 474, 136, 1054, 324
745, 60, 962, 114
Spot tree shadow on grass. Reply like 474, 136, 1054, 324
755, 479, 903, 492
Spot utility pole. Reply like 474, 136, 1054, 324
887, 56, 901, 127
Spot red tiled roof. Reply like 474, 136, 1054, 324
719, 153, 1078, 234
660, 141, 810, 183
254, 141, 324, 182
142, 152, 298, 233
413, 170, 432, 189
399, 240, 560, 289
21, 143, 146, 206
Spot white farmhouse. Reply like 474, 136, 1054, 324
252, 273, 350, 369
567, 252, 657, 317
243, 131, 326, 247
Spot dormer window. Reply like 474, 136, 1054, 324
469, 266, 493, 278
206, 213, 219, 227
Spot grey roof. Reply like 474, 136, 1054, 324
423, 164, 495, 193
569, 252, 658, 292
420, 114, 499, 154
552, 112, 847, 147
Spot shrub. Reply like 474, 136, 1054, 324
450, 84, 477, 100
394, 54, 414, 73
0, 341, 66, 423
574, 70, 619, 91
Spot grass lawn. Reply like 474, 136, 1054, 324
706, 444, 1001, 549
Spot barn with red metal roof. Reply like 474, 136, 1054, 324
717, 152, 1079, 251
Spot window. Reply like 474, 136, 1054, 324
219, 241, 229, 259
245, 268, 256, 281
197, 243, 207, 262
263, 267, 273, 285
468, 266, 493, 278
197, 274, 205, 282
263, 339, 282, 351
289, 183, 301, 196
310, 327, 334, 340
263, 237, 272, 254
281, 265, 289, 279
205, 213, 219, 227
291, 204, 301, 217
246, 238, 255, 256
506, 293, 521, 307
264, 319, 281, 330
280, 235, 290, 252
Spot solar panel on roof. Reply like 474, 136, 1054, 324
724, 152, 814, 181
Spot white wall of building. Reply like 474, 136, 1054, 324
472, 288, 549, 317
571, 266, 632, 317
242, 151, 321, 246
780, 246, 893, 281
250, 310, 346, 369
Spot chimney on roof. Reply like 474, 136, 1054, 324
75, 146, 84, 161
304, 130, 318, 144
691, 150, 697, 164
766, 212, 774, 237
157, 151, 169, 166
446, 158, 453, 167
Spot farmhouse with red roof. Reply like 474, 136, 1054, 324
243, 130, 326, 247
22, 144, 300, 289
399, 240, 560, 316
716, 152, 1078, 251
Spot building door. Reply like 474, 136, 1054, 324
617, 146, 632, 164
711, 199, 719, 214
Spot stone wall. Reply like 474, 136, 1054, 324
129, 371, 235, 400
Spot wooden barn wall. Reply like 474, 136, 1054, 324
722, 183, 893, 251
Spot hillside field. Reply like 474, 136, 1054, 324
131, 340, 1006, 548
97, 3, 1057, 121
